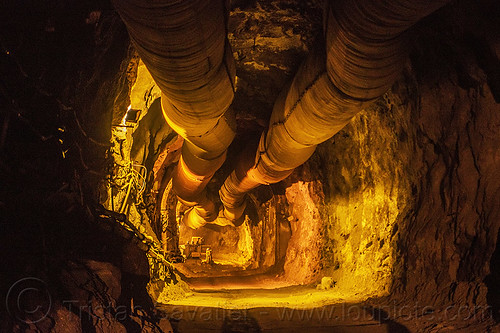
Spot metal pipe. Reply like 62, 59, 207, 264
112, 0, 236, 227
219, 0, 451, 221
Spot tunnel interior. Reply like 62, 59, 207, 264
105, 55, 405, 304
1, 0, 500, 332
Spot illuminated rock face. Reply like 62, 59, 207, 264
277, 0, 500, 310
281, 100, 413, 297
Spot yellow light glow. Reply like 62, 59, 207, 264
151, 106, 410, 309
321, 183, 399, 298
121, 104, 132, 126
178, 155, 205, 183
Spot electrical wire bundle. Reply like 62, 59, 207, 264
109, 161, 147, 214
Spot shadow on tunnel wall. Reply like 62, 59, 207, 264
222, 313, 261, 333
364, 306, 411, 333
485, 228, 500, 322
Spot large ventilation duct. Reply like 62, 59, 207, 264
219, 0, 451, 221
112, 0, 236, 227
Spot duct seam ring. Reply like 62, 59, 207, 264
278, 70, 324, 126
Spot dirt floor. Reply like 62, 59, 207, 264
159, 300, 499, 333
157, 271, 499, 332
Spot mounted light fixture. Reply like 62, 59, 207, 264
124, 108, 141, 124
113, 105, 142, 128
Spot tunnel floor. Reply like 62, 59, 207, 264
161, 268, 371, 310
158, 289, 495, 333
158, 302, 406, 333
174, 260, 273, 280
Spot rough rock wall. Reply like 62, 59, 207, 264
279, 0, 500, 316
280, 85, 415, 290
0, 2, 172, 331
283, 179, 325, 285
228, 0, 322, 126
394, 0, 500, 312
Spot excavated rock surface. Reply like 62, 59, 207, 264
279, 0, 500, 330
0, 2, 167, 332
1, 0, 499, 332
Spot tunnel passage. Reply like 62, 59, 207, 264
105, 59, 412, 301
113, 0, 450, 228
101, 0, 456, 302
106, 0, 452, 293
99, 0, 500, 313
1, 0, 500, 331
